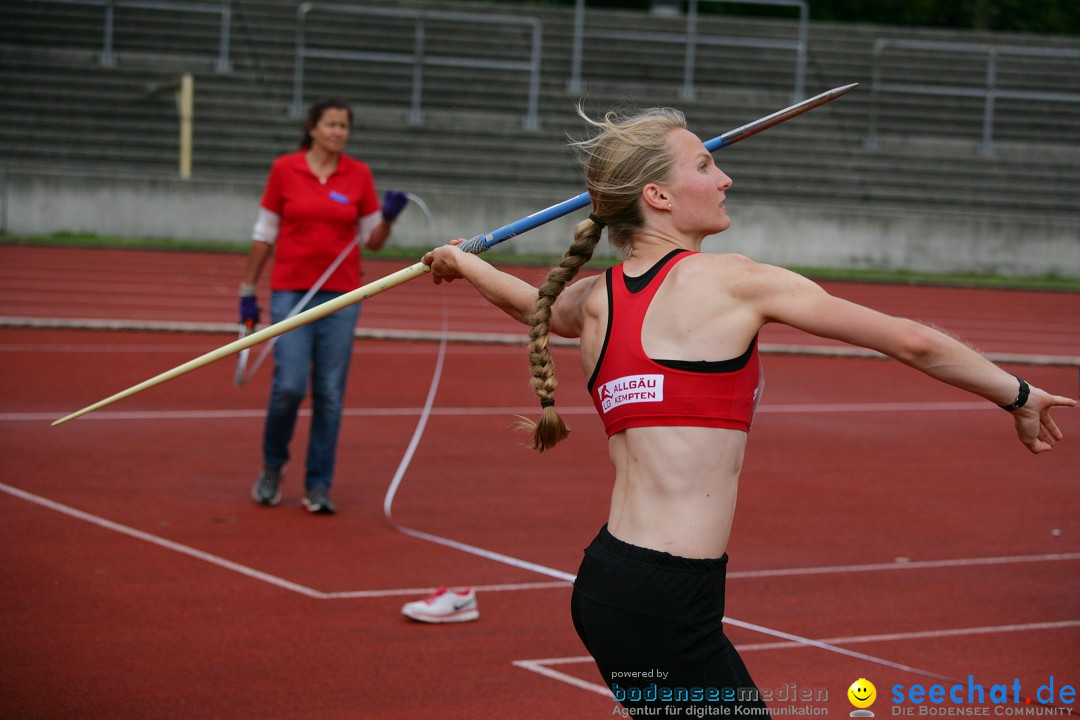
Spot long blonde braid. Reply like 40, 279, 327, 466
516, 216, 604, 451
517, 104, 688, 452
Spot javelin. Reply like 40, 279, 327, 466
457, 82, 858, 254
51, 83, 857, 427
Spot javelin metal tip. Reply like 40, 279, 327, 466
829, 82, 860, 96
708, 81, 860, 151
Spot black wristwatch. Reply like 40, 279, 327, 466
999, 375, 1030, 412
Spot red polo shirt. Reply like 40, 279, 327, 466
259, 150, 380, 292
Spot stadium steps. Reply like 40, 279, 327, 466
0, 0, 1077, 221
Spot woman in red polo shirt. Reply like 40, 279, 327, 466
239, 97, 407, 514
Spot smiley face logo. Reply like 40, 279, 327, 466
848, 678, 877, 709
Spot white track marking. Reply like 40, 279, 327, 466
4, 401, 1002, 423
512, 658, 613, 697
0, 480, 567, 600
0, 481, 326, 599
2, 316, 1077, 367
724, 617, 956, 682
1, 478, 1073, 589
324, 581, 569, 600
514, 618, 1080, 695
727, 552, 1080, 579
735, 619, 1080, 652
0, 343, 242, 353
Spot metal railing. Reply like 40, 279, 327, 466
866, 38, 1080, 156
567, 0, 808, 102
36, 0, 232, 72
292, 4, 542, 130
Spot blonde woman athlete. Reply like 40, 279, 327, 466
422, 106, 1074, 715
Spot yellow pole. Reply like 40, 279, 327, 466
178, 73, 193, 179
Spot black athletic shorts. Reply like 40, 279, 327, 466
571, 525, 770, 716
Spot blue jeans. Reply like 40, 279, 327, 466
263, 290, 360, 490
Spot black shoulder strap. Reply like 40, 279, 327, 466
623, 249, 687, 293
585, 267, 615, 393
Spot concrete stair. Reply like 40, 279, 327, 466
1, 0, 1078, 222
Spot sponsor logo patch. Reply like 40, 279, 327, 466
598, 374, 664, 413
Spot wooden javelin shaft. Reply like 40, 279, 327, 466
51, 262, 430, 426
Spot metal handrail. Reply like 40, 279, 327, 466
567, 0, 808, 102
35, 0, 232, 72
292, 4, 542, 130
866, 38, 1080, 156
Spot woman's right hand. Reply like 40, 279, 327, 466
422, 240, 468, 284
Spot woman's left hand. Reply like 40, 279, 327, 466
1011, 385, 1076, 454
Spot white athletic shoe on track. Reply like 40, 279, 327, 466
402, 587, 479, 623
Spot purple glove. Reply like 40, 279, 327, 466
381, 190, 409, 223
239, 295, 260, 326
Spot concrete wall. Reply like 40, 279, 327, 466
0, 169, 265, 243
2, 168, 1078, 278
716, 203, 1080, 279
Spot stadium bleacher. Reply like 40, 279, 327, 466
1, 0, 1077, 275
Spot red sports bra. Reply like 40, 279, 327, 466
586, 250, 763, 436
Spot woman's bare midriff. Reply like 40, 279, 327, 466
605, 425, 748, 559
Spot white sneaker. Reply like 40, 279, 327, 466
402, 586, 479, 623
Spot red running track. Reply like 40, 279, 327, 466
1, 246, 1078, 719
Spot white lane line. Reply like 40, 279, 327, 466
736, 619, 1080, 652
725, 616, 956, 682
3, 479, 1074, 591
727, 553, 1080, 580
325, 581, 570, 600
4, 401, 999, 423
0, 481, 567, 600
3, 317, 1077, 367
0, 481, 326, 599
511, 658, 613, 698
513, 619, 1080, 694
